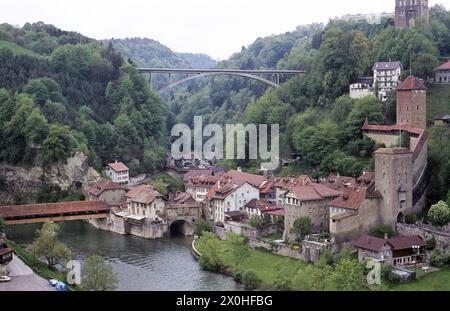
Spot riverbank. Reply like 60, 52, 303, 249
5, 239, 72, 288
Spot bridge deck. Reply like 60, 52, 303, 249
137, 68, 305, 74
0, 201, 110, 225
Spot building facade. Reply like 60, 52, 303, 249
434, 60, 450, 83
373, 61, 403, 101
88, 179, 126, 206
395, 0, 429, 29
105, 161, 130, 185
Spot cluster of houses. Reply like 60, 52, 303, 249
349, 59, 450, 102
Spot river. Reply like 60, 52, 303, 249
6, 221, 242, 291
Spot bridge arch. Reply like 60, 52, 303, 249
169, 220, 194, 237
159, 72, 280, 93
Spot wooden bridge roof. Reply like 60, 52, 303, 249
0, 201, 110, 219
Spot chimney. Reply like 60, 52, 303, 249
384, 233, 389, 241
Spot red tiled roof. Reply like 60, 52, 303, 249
206, 182, 239, 200
224, 170, 267, 188
397, 76, 427, 91
387, 236, 425, 250
289, 183, 342, 202
108, 162, 129, 172
274, 176, 313, 190
354, 235, 387, 252
266, 209, 285, 217
0, 201, 110, 218
183, 169, 213, 182
89, 179, 124, 197
354, 235, 425, 252
125, 185, 163, 204
435, 60, 450, 71
362, 118, 424, 135
170, 192, 195, 204
0, 247, 13, 257
187, 175, 220, 187
245, 199, 279, 213
329, 188, 367, 210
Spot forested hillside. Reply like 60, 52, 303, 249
0, 22, 167, 175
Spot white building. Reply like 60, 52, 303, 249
373, 61, 403, 101
105, 161, 130, 185
207, 181, 260, 224
185, 175, 220, 203
349, 82, 375, 99
124, 185, 166, 223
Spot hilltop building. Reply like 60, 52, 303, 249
395, 0, 429, 29
373, 61, 403, 101
105, 161, 129, 185
434, 60, 450, 83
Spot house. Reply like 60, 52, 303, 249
434, 60, 450, 83
433, 114, 450, 126
244, 199, 282, 218
124, 185, 166, 224
373, 61, 403, 101
185, 175, 220, 203
0, 239, 13, 276
283, 181, 342, 241
354, 234, 426, 267
274, 176, 313, 206
105, 161, 130, 185
349, 77, 374, 99
165, 192, 202, 236
88, 179, 126, 206
206, 180, 260, 225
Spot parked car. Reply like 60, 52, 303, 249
48, 279, 69, 291
0, 275, 12, 282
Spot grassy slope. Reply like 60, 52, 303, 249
393, 268, 450, 291
0, 40, 41, 58
195, 238, 306, 288
427, 84, 450, 123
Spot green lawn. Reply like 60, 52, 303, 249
0, 40, 42, 58
427, 84, 450, 123
393, 268, 450, 291
195, 238, 306, 287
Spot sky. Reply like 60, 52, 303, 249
1, 0, 449, 60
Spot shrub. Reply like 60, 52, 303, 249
248, 215, 263, 229
430, 251, 446, 268
428, 201, 450, 227
370, 225, 396, 239
425, 236, 437, 251
241, 270, 261, 290
194, 219, 211, 236
405, 213, 418, 225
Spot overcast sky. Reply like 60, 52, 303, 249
1, 0, 449, 59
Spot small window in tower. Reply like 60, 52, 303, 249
417, 106, 419, 110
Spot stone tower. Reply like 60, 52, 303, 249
395, 0, 429, 29
397, 75, 427, 130
375, 148, 413, 226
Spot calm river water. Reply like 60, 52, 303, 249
6, 221, 242, 291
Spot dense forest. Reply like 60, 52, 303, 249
0, 22, 167, 175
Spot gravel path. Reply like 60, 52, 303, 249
0, 255, 55, 291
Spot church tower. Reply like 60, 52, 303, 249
395, 0, 429, 29
397, 75, 427, 130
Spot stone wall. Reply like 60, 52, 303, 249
223, 222, 280, 240
396, 223, 450, 251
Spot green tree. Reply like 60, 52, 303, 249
0, 217, 6, 236
227, 232, 250, 273
428, 201, 450, 227
41, 124, 74, 164
346, 96, 384, 138
198, 232, 222, 272
194, 219, 212, 236
24, 108, 49, 144
291, 217, 313, 241
31, 222, 71, 267
248, 215, 264, 229
82, 255, 118, 291
241, 270, 261, 290
326, 258, 366, 291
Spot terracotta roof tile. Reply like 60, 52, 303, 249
108, 162, 129, 172
0, 201, 110, 218
354, 235, 386, 252
397, 75, 427, 91
89, 179, 124, 197
125, 185, 163, 204
387, 236, 425, 250
435, 60, 450, 71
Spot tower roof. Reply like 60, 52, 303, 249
397, 76, 427, 91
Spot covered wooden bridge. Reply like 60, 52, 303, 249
0, 201, 111, 225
